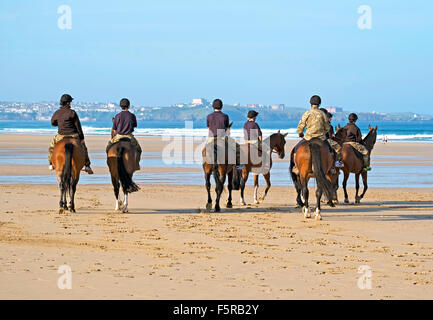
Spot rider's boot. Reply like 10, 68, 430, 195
49, 164, 54, 171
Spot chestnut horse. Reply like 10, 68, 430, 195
289, 137, 342, 220
239, 131, 288, 205
341, 125, 378, 204
52, 138, 85, 214
107, 138, 140, 213
202, 123, 242, 212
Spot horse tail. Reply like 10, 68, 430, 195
289, 148, 301, 188
61, 143, 73, 194
117, 146, 139, 193
212, 141, 220, 183
310, 142, 334, 201
231, 166, 241, 190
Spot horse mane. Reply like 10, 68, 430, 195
333, 127, 347, 145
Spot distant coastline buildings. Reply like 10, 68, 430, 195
0, 100, 431, 122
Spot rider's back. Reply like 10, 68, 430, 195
51, 107, 83, 138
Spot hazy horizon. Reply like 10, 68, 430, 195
1, 1, 432, 114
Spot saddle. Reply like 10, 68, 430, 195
344, 143, 364, 162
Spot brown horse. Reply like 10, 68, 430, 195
52, 138, 85, 214
289, 138, 341, 220
202, 123, 242, 212
107, 138, 140, 212
341, 125, 378, 204
239, 131, 288, 205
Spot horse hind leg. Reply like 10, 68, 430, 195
355, 173, 361, 204
301, 178, 310, 218
205, 171, 212, 211
226, 170, 233, 208
315, 188, 323, 220
122, 193, 129, 213
111, 175, 122, 211
253, 174, 260, 204
68, 179, 78, 213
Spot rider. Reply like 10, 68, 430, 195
106, 98, 142, 170
343, 113, 371, 171
48, 94, 93, 174
206, 99, 239, 165
293, 95, 340, 173
243, 110, 262, 152
207, 98, 229, 138
321, 108, 344, 168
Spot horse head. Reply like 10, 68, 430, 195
270, 130, 288, 159
364, 125, 378, 151
333, 126, 347, 145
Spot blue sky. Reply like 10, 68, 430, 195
0, 0, 432, 113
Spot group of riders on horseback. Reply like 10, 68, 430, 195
48, 93, 377, 218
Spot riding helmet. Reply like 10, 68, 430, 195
120, 98, 130, 108
348, 113, 358, 122
60, 94, 73, 105
212, 99, 223, 110
310, 95, 321, 105
247, 110, 259, 119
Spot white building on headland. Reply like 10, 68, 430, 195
191, 98, 209, 106
326, 106, 343, 113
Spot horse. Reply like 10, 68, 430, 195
107, 138, 140, 213
289, 136, 342, 220
341, 125, 378, 204
52, 138, 85, 214
202, 123, 242, 212
239, 131, 288, 205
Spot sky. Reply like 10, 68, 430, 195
0, 0, 432, 113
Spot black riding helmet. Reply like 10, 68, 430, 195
310, 95, 321, 105
212, 99, 223, 110
60, 94, 73, 106
247, 110, 259, 119
120, 98, 130, 109
348, 113, 358, 122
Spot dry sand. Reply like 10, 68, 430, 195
0, 134, 432, 299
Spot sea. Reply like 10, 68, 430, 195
1, 120, 433, 141
1, 120, 433, 187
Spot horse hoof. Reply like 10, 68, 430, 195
315, 208, 322, 220
240, 201, 247, 206
254, 200, 260, 205
226, 203, 233, 208
355, 199, 361, 204
214, 207, 221, 213
206, 203, 212, 210
344, 199, 349, 204
69, 208, 76, 213
332, 199, 339, 205
58, 208, 65, 214
302, 207, 311, 218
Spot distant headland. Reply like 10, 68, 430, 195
1, 99, 432, 122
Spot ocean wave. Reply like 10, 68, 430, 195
1, 126, 433, 141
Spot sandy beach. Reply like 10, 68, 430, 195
0, 135, 432, 299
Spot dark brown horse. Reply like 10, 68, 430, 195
341, 125, 378, 204
107, 138, 140, 212
239, 131, 288, 205
289, 137, 341, 220
52, 138, 85, 214
202, 123, 242, 212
